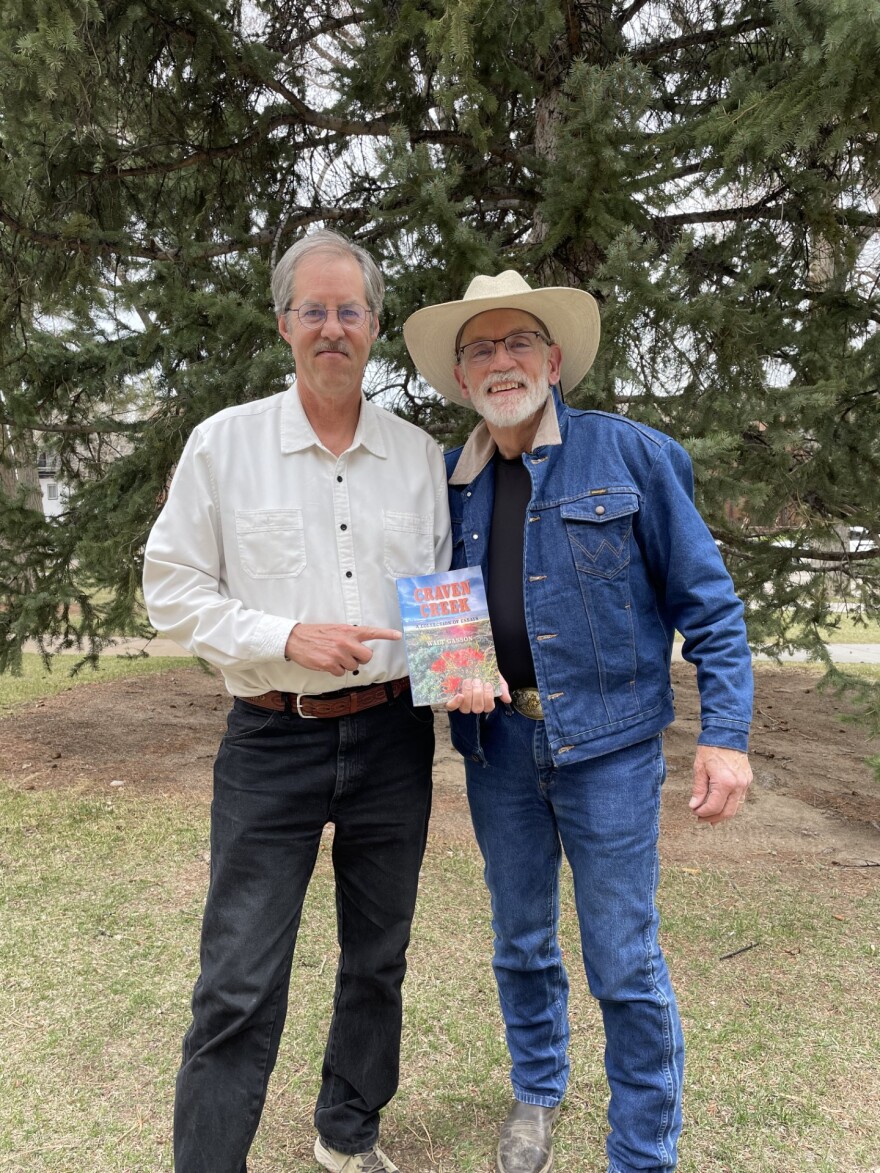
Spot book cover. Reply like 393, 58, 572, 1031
395, 566, 501, 706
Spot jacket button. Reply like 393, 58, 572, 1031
595, 505, 606, 515
472, 533, 479, 540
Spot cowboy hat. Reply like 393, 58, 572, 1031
403, 270, 601, 408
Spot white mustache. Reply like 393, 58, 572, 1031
315, 342, 351, 356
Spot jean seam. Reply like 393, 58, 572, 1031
639, 748, 676, 1167
547, 835, 568, 1092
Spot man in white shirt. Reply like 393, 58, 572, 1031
144, 229, 451, 1173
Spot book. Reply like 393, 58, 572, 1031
395, 566, 501, 706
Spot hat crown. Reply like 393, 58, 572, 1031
463, 270, 534, 302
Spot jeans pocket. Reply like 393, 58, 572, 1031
396, 691, 436, 728
224, 702, 278, 743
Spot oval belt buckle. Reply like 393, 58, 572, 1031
511, 688, 544, 720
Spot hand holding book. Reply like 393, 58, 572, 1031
445, 673, 512, 713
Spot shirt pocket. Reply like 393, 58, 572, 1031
561, 490, 639, 579
235, 508, 306, 579
383, 510, 435, 576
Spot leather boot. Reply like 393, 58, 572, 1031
496, 1102, 560, 1173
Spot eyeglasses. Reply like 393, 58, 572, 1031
285, 303, 372, 330
456, 330, 551, 367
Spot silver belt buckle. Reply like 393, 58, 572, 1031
511, 688, 544, 720
295, 692, 319, 719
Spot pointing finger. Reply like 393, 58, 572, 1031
352, 627, 402, 643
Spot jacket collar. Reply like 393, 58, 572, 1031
279, 382, 387, 458
448, 388, 563, 484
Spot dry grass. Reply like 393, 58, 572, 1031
1, 781, 878, 1173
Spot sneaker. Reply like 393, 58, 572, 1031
314, 1136, 401, 1173
496, 1101, 560, 1173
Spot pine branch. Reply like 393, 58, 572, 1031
629, 17, 773, 63
282, 12, 369, 53
0, 414, 145, 437
0, 201, 365, 262
616, 0, 653, 28
77, 117, 327, 182
77, 113, 521, 186
655, 204, 880, 231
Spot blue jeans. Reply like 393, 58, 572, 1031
465, 707, 684, 1173
173, 692, 434, 1173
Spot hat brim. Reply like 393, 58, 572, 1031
403, 286, 601, 408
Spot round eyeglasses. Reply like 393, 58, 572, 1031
285, 303, 372, 330
456, 330, 551, 367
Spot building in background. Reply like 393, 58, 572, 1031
37, 451, 68, 518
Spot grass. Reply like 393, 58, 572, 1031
1, 788, 878, 1170
807, 612, 880, 644
0, 660, 878, 1171
672, 611, 880, 652
1, 791, 878, 1173
0, 653, 198, 716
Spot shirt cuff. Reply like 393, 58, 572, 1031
250, 614, 296, 662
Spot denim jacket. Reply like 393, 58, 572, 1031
445, 392, 753, 766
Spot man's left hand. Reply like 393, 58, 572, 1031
689, 745, 752, 826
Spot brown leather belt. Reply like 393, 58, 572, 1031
241, 676, 410, 719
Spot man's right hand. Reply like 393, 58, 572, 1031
284, 624, 401, 676
447, 675, 512, 714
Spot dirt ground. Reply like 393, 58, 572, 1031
2, 661, 879, 868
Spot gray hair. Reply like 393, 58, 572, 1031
271, 229, 385, 317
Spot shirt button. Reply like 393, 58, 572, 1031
345, 571, 353, 578
595, 505, 606, 515
340, 523, 347, 531
472, 533, 479, 540
352, 669, 359, 676
337, 475, 343, 483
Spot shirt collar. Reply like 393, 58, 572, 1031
279, 382, 388, 458
449, 390, 562, 484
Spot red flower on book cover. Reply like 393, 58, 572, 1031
431, 646, 486, 675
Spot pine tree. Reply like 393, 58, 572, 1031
1, 2, 878, 737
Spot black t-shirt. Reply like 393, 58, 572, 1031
487, 452, 537, 688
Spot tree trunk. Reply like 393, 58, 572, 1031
0, 424, 44, 513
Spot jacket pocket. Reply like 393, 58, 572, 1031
561, 490, 639, 579
235, 508, 306, 578
383, 510, 435, 576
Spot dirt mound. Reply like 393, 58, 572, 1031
1, 662, 878, 867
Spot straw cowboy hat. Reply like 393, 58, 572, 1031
403, 270, 601, 408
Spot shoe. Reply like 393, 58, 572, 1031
496, 1101, 560, 1173
314, 1136, 401, 1173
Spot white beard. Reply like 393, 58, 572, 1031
464, 359, 551, 428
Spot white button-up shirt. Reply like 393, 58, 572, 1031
143, 384, 452, 698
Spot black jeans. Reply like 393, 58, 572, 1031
173, 691, 434, 1173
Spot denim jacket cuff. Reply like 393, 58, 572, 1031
697, 722, 750, 753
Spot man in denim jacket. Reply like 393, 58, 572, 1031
404, 272, 753, 1173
